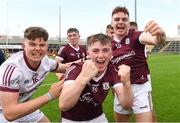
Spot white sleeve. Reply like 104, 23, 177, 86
0, 64, 22, 91
112, 83, 123, 89
48, 58, 58, 71
42, 55, 58, 71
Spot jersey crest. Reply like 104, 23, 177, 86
102, 82, 110, 90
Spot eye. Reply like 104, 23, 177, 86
122, 17, 128, 22
29, 42, 36, 46
103, 48, 110, 53
92, 49, 99, 53
39, 43, 46, 47
114, 18, 120, 22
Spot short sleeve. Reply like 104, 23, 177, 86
0, 64, 22, 92
48, 58, 59, 71
65, 64, 81, 81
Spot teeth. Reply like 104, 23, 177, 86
97, 61, 105, 63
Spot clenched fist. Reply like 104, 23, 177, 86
80, 60, 98, 84
118, 64, 131, 86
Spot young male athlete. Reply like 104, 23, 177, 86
110, 6, 166, 122
0, 26, 68, 122
55, 28, 87, 80
59, 33, 133, 122
106, 24, 114, 39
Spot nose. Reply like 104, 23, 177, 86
97, 51, 104, 57
34, 45, 41, 50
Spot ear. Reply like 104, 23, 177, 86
21, 43, 25, 49
86, 51, 90, 59
86, 51, 90, 56
110, 51, 113, 60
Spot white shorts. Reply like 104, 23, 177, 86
0, 109, 44, 122
61, 113, 108, 123
114, 77, 153, 114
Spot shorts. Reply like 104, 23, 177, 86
0, 109, 44, 123
61, 113, 108, 123
114, 77, 153, 114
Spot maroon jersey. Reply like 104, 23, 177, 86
61, 62, 120, 121
111, 29, 150, 84
59, 43, 86, 63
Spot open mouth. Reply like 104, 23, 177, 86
32, 52, 42, 58
96, 59, 106, 69
116, 25, 125, 31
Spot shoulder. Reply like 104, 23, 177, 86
41, 55, 58, 71
65, 62, 83, 80
1, 52, 23, 68
0, 63, 22, 88
129, 29, 142, 39
61, 44, 72, 52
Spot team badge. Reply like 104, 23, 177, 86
91, 84, 99, 93
125, 38, 130, 44
115, 43, 121, 48
24, 80, 30, 85
102, 82, 110, 90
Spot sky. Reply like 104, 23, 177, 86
0, 0, 180, 39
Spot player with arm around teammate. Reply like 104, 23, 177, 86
59, 33, 133, 122
0, 26, 68, 122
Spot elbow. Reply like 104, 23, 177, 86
122, 103, 133, 110
121, 98, 133, 110
59, 101, 71, 112
3, 112, 17, 121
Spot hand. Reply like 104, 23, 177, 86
48, 80, 64, 99
58, 63, 70, 73
144, 20, 165, 36
118, 64, 131, 86
56, 73, 65, 80
80, 60, 98, 83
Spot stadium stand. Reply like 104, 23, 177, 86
152, 37, 180, 54
1, 35, 180, 54
0, 35, 86, 55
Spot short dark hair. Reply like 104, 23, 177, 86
67, 28, 79, 34
112, 6, 129, 17
106, 24, 113, 30
24, 26, 49, 41
87, 33, 112, 47
130, 21, 138, 27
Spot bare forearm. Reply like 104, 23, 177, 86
122, 86, 133, 109
3, 94, 50, 121
60, 74, 88, 111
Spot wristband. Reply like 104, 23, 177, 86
47, 92, 54, 101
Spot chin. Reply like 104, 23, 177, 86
33, 57, 43, 62
98, 68, 105, 73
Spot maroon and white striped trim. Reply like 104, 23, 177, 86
2, 65, 16, 86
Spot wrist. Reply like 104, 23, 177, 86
156, 32, 166, 45
46, 92, 54, 101
77, 73, 90, 85
122, 81, 131, 88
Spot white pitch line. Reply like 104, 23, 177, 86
40, 83, 52, 87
